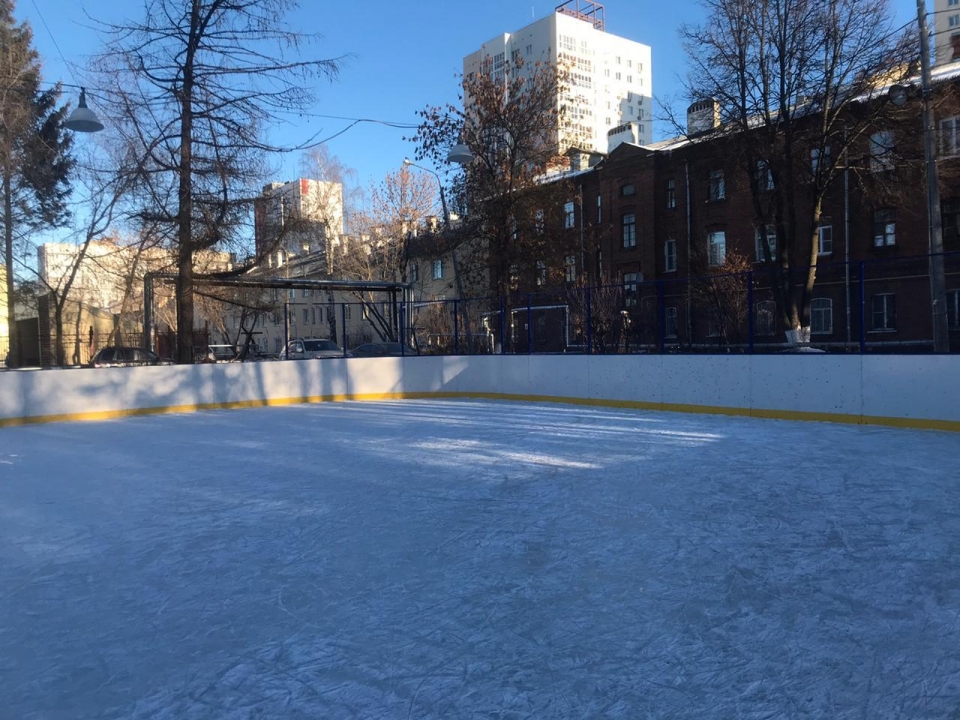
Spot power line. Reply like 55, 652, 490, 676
29, 0, 81, 87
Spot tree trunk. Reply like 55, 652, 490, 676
3, 164, 16, 367
176, 248, 195, 363
53, 302, 66, 366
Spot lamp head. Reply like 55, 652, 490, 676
64, 88, 104, 133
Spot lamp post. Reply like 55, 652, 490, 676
403, 158, 450, 229
893, 0, 949, 352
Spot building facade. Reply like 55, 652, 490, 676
463, 0, 652, 155
935, 0, 960, 66
253, 178, 345, 270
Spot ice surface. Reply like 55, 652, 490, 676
1, 399, 959, 719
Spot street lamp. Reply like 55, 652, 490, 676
63, 88, 104, 133
403, 158, 450, 229
890, 0, 949, 352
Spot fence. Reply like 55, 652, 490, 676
6, 252, 959, 368
400, 252, 960, 356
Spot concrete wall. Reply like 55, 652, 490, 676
1, 355, 958, 431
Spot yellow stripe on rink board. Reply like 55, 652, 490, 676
1, 391, 958, 433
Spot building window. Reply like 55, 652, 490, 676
535, 209, 545, 234
873, 210, 896, 247
623, 272, 639, 307
948, 289, 960, 329
756, 160, 774, 191
664, 238, 677, 272
665, 307, 678, 338
708, 170, 725, 201
564, 201, 575, 229
811, 298, 833, 335
666, 179, 676, 209
622, 213, 637, 248
312, 305, 321, 324
509, 264, 519, 289
345, 304, 352, 320
410, 263, 419, 283
288, 289, 296, 299
536, 260, 547, 287
707, 231, 726, 266
302, 308, 310, 324
755, 226, 776, 262
871, 294, 896, 331
596, 194, 602, 223
302, 288, 311, 297
870, 131, 895, 172
432, 259, 444, 279
952, 14, 960, 27
756, 300, 776, 335
565, 255, 576, 283
940, 117, 960, 157
811, 146, 831, 175
620, 183, 635, 197
818, 223, 833, 255
943, 199, 960, 243
707, 308, 724, 338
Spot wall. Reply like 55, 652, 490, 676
1, 355, 959, 432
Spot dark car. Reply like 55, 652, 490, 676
278, 338, 344, 360
90, 346, 171, 368
348, 342, 420, 358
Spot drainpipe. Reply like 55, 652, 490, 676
844, 141, 851, 345
685, 159, 693, 345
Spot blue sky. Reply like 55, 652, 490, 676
18, 0, 920, 196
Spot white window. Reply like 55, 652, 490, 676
811, 146, 830, 174
623, 272, 639, 307
707, 231, 726, 266
536, 260, 547, 287
565, 255, 576, 283
870, 131, 895, 172
664, 238, 677, 272
313, 305, 321, 324
622, 213, 637, 248
709, 170, 725, 201
811, 298, 833, 335
951, 14, 960, 27
664, 307, 678, 338
432, 259, 443, 279
940, 116, 960, 157
615, 71, 622, 80
873, 210, 896, 247
410, 263, 419, 283
756, 160, 773, 191
871, 294, 896, 331
288, 289, 296, 299
818, 223, 833, 255
948, 289, 960, 329
755, 226, 776, 261
666, 179, 676, 209
564, 201, 575, 229
302, 288, 311, 297
756, 301, 776, 335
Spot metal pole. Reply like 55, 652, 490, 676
858, 262, 866, 354
499, 297, 506, 354
341, 303, 348, 357
657, 280, 666, 354
453, 299, 460, 355
526, 294, 533, 354
917, 0, 950, 352
586, 287, 593, 354
143, 274, 154, 351
747, 271, 754, 354
283, 302, 289, 351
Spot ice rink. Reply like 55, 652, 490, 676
2, 399, 959, 718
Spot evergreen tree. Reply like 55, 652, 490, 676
0, 0, 73, 366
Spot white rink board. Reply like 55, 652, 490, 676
1, 355, 959, 429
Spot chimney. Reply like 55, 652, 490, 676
687, 99, 720, 136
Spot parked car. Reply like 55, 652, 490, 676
348, 342, 420, 358
278, 338, 344, 360
90, 346, 172, 368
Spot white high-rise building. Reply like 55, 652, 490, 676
463, 1, 652, 156
935, 0, 960, 66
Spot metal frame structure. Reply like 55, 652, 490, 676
142, 273, 411, 354
555, 0, 605, 31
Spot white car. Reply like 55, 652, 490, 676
278, 338, 344, 360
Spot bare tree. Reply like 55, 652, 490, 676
343, 166, 437, 340
679, 0, 913, 343
412, 58, 574, 300
94, 0, 341, 362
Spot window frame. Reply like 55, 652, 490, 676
873, 210, 896, 247
666, 179, 676, 209
810, 298, 833, 335
707, 231, 726, 267
754, 226, 777, 262
708, 170, 726, 201
755, 300, 776, 336
870, 130, 896, 172
623, 272, 639, 307
818, 223, 833, 255
871, 293, 897, 332
564, 201, 576, 229
622, 213, 637, 248
664, 238, 677, 273
432, 259, 444, 280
